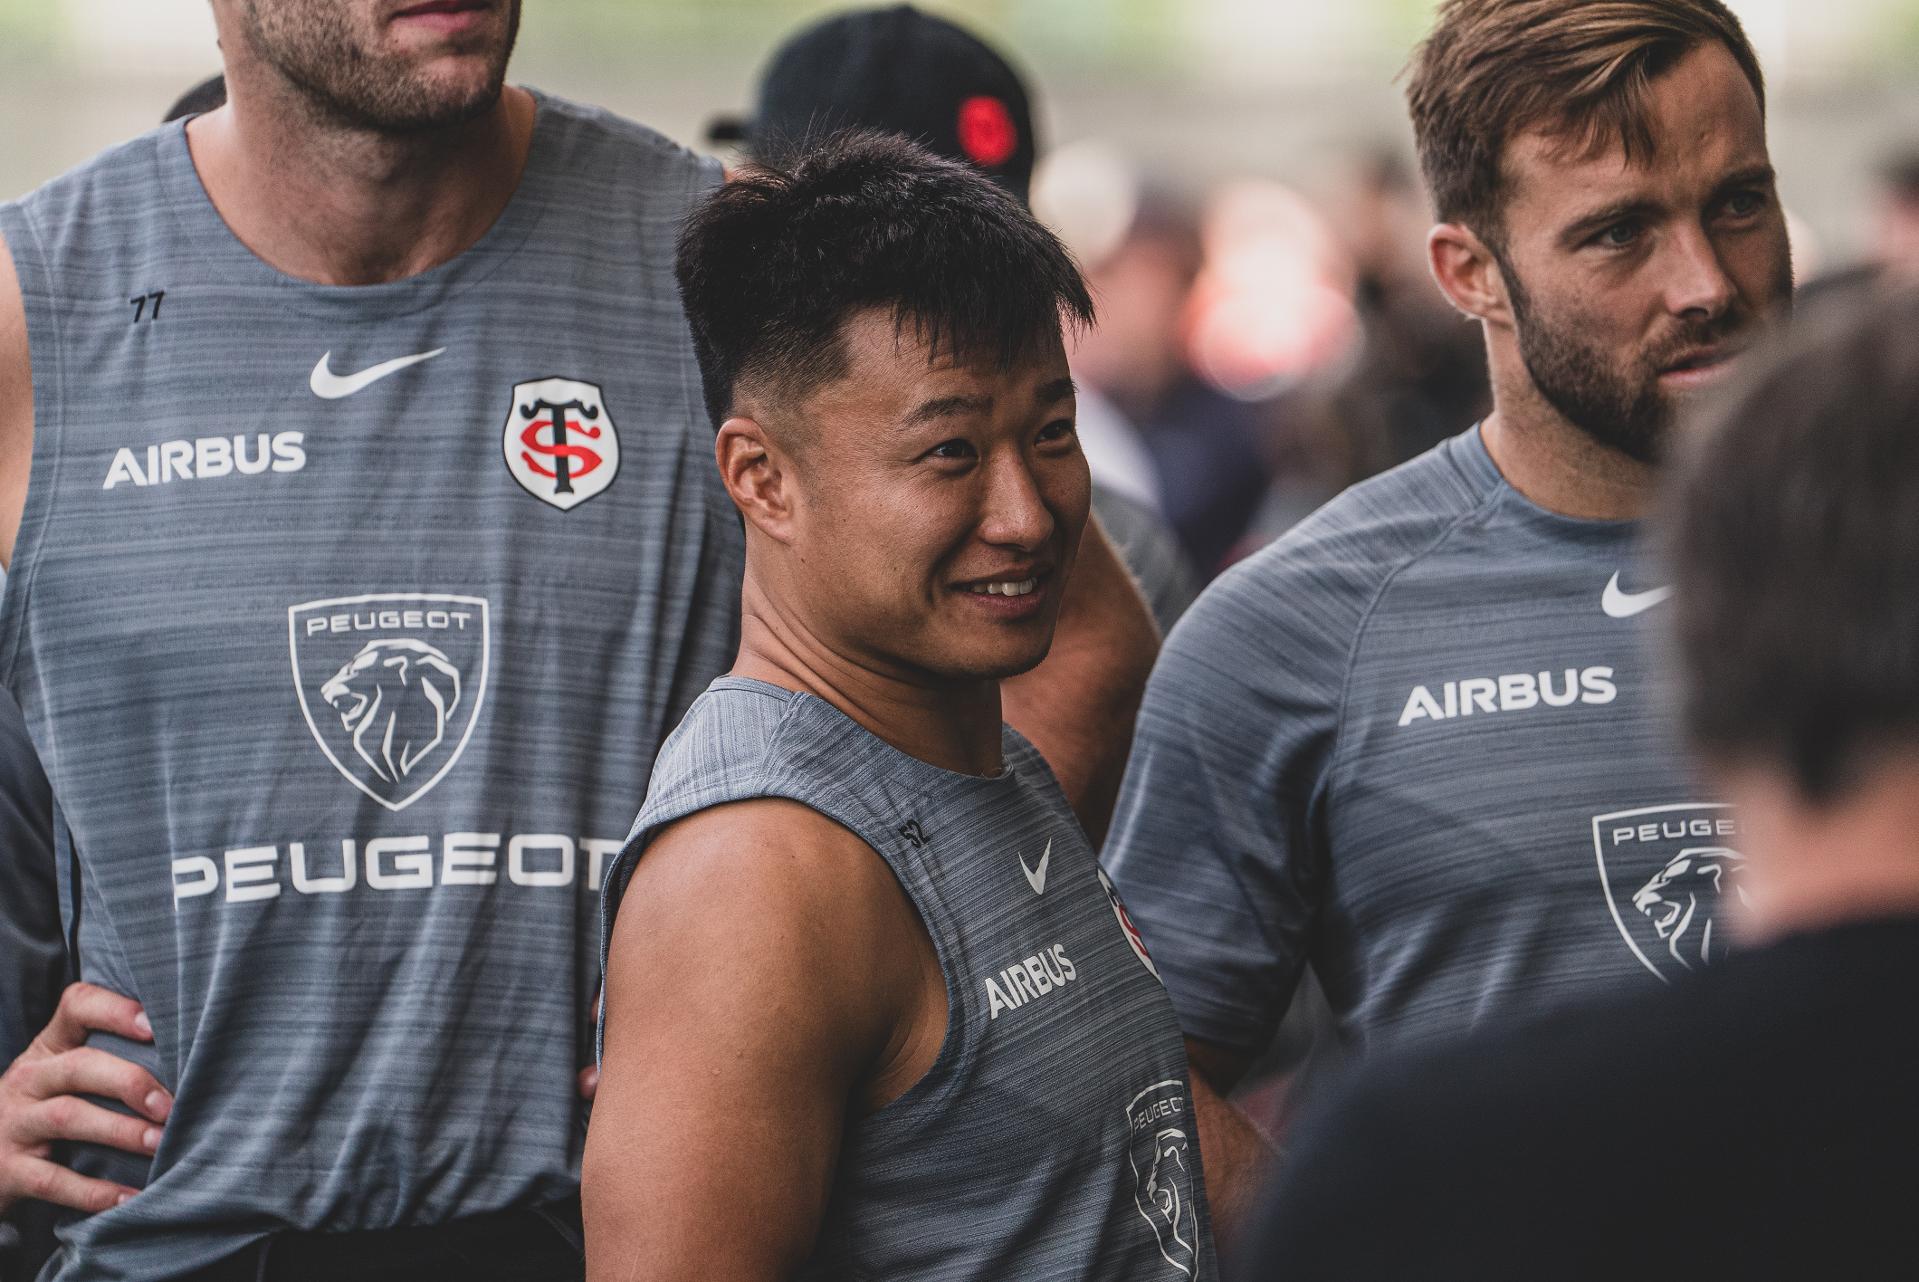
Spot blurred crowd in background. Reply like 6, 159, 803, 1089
4, 1, 1919, 585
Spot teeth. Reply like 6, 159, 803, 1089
969, 578, 1039, 597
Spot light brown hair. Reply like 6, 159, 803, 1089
1405, 0, 1765, 240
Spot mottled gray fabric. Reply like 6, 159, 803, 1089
1094, 486, 1200, 635
0, 94, 743, 1281
602, 678, 1217, 1282
1105, 427, 1726, 1057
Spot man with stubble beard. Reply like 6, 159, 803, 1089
1101, 0, 1793, 1234
0, 4, 1158, 1278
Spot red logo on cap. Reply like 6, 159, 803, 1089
957, 95, 1018, 168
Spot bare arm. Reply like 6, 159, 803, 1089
0, 231, 32, 571
1185, 1036, 1277, 1252
584, 801, 939, 1282
1001, 516, 1159, 844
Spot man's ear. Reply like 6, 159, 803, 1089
715, 415, 798, 544
1428, 221, 1514, 329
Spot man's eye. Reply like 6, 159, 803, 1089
1595, 221, 1642, 249
1037, 419, 1078, 445
928, 439, 976, 461
1723, 191, 1765, 218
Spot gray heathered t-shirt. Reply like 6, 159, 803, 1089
1104, 427, 1734, 1056
601, 677, 1217, 1282
0, 95, 743, 1279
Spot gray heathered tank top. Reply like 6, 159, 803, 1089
0, 94, 743, 1280
600, 677, 1217, 1282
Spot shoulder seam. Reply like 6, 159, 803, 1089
1322, 489, 1497, 786
690, 683, 812, 798
535, 91, 707, 166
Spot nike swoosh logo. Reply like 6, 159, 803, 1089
1602, 572, 1673, 619
1020, 839, 1051, 895
309, 348, 446, 399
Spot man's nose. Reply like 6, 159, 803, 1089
977, 451, 1055, 549
1663, 226, 1738, 320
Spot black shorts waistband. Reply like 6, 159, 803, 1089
187, 1193, 583, 1282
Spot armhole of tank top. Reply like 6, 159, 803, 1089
0, 204, 64, 689
795, 778, 977, 1141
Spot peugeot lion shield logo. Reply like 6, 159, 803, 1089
1593, 803, 1749, 983
503, 376, 620, 510
1125, 1080, 1200, 1277
289, 594, 490, 811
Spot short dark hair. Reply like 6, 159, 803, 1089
675, 130, 1093, 429
1405, 0, 1764, 239
1663, 283, 1919, 802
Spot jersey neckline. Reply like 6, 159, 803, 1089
1455, 422, 1643, 546
710, 674, 1027, 786
153, 86, 564, 321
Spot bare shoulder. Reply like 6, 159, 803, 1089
589, 803, 932, 1273
604, 798, 925, 1061
0, 231, 31, 571
620, 798, 913, 949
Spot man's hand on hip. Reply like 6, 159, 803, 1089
0, 983, 170, 1215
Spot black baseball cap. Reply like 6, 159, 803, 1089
711, 4, 1039, 203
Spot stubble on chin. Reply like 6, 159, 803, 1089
243, 0, 517, 134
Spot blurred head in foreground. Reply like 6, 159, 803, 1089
1666, 282, 1919, 938
1407, 0, 1792, 466
677, 132, 1094, 685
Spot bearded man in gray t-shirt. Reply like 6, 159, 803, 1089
1103, 0, 1796, 1231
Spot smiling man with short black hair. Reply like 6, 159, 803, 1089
586, 132, 1216, 1282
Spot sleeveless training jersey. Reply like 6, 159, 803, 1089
600, 678, 1217, 1282
1105, 426, 1726, 1056
0, 94, 743, 1280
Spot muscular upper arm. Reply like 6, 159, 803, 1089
584, 800, 933, 1282
0, 230, 32, 572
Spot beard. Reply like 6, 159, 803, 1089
242, 0, 521, 133
1502, 252, 1790, 465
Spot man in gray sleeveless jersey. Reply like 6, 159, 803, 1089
1101, 0, 1794, 1227
588, 133, 1215, 1281
0, 3, 1160, 1278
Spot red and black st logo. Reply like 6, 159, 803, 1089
502, 376, 621, 510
